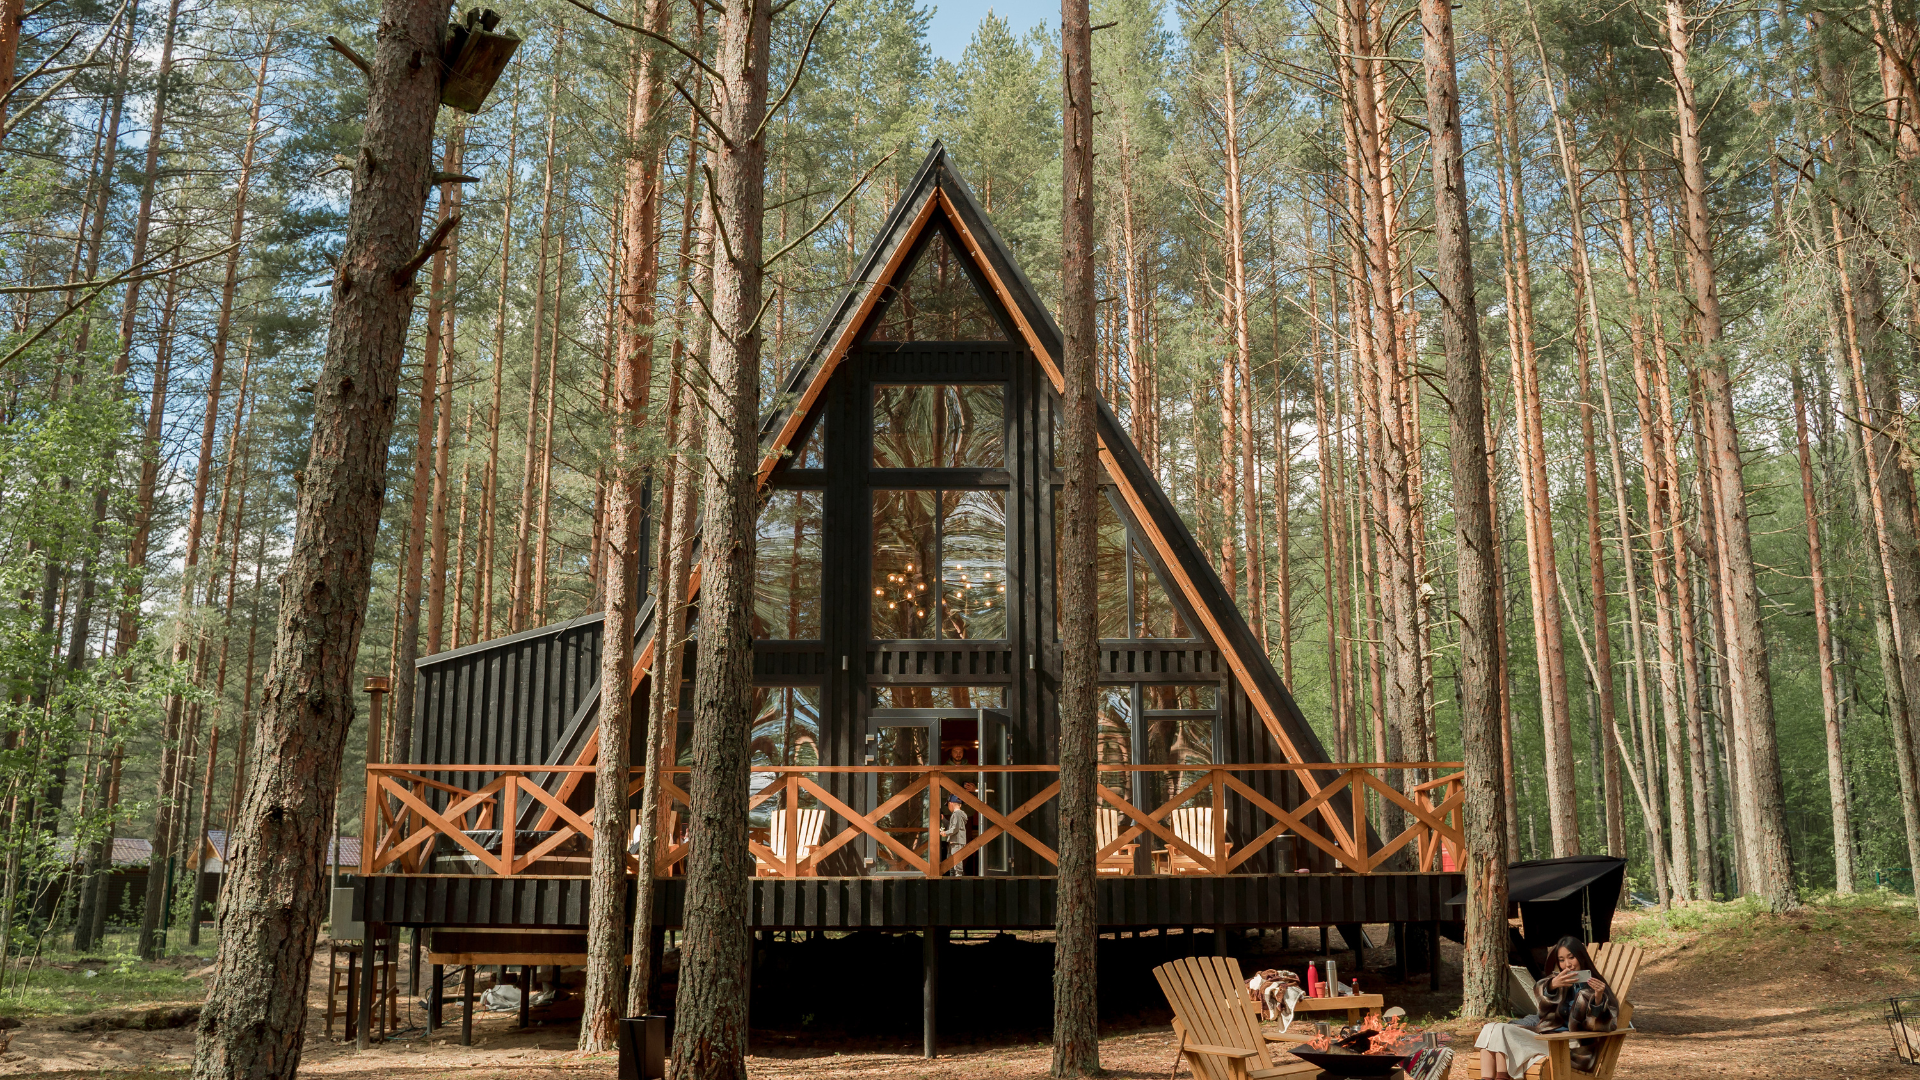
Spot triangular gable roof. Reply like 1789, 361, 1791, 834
614, 145, 1345, 815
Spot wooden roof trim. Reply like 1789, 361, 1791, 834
754, 191, 941, 488
593, 151, 1333, 819
939, 183, 1335, 808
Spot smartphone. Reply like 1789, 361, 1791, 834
1571, 969, 1593, 986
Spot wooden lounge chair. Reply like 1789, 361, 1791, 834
1096, 807, 1139, 875
1152, 955, 1319, 1080
1159, 806, 1232, 874
1466, 941, 1644, 1080
755, 807, 827, 876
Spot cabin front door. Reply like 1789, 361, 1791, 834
865, 708, 1010, 876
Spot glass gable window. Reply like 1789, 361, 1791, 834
1056, 491, 1188, 639
872, 489, 1007, 640
1144, 685, 1217, 810
754, 490, 823, 639
873, 685, 1007, 709
872, 384, 1005, 468
868, 229, 1007, 342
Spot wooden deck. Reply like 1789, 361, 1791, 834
354, 870, 1466, 930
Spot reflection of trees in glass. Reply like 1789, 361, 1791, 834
754, 491, 823, 639
1142, 688, 1215, 811
789, 414, 825, 468
1097, 689, 1132, 798
748, 687, 821, 826
872, 490, 937, 638
940, 490, 1006, 639
872, 384, 1005, 467
874, 725, 931, 864
873, 489, 1006, 640
1056, 492, 1184, 638
873, 686, 1005, 708
869, 229, 1007, 342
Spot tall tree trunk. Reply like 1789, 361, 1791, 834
1662, 0, 1796, 909
189, 0, 454, 1067
581, 0, 671, 1049
427, 122, 465, 657
137, 254, 190, 959
1053, 0, 1100, 1071
479, 80, 524, 643
393, 136, 461, 760
532, 186, 569, 625
667, 0, 768, 1073
1792, 362, 1853, 893
1421, 0, 1506, 1015
632, 77, 706, 1016
1531, 60, 1626, 859
512, 40, 565, 634
1492, 47, 1577, 854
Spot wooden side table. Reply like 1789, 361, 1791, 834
1288, 992, 1385, 1026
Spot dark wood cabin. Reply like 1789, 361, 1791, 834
352, 148, 1464, 1036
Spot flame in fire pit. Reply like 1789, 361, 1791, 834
1299, 1012, 1422, 1057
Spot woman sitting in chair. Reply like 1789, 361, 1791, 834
1475, 936, 1617, 1078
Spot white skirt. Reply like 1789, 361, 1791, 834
1475, 1021, 1549, 1075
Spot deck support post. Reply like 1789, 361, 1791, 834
428, 963, 443, 1031
1214, 927, 1227, 956
461, 963, 475, 1045
922, 927, 939, 1059
356, 932, 375, 1049
1393, 923, 1407, 980
1320, 925, 1329, 955
409, 931, 421, 998
520, 965, 532, 1027
1428, 922, 1441, 991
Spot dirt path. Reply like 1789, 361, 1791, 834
1, 899, 1907, 1078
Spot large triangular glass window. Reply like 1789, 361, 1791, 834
868, 227, 1007, 342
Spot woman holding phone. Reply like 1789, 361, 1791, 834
1474, 936, 1618, 1078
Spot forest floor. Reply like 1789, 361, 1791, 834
0, 891, 1911, 1078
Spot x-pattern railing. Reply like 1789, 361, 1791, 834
363, 762, 1463, 879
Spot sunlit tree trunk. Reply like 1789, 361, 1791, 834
427, 123, 465, 656
478, 81, 524, 643
1792, 362, 1853, 893
512, 43, 565, 633
582, 0, 672, 1048
190, 0, 453, 1064
1489, 56, 1577, 854
1422, 0, 1505, 1013
1663, 0, 1796, 908
668, 0, 768, 1072
1053, 0, 1101, 1070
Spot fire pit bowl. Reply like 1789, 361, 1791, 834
1286, 1049, 1413, 1077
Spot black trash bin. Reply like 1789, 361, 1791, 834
618, 1014, 667, 1080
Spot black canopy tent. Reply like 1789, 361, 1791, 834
1445, 855, 1627, 974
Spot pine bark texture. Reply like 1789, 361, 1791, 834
1663, 0, 1796, 910
1421, 0, 1505, 1017
580, 0, 671, 1049
188, 0, 452, 1070
666, 0, 767, 1074
1052, 0, 1100, 1072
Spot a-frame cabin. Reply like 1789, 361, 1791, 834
354, 147, 1463, 985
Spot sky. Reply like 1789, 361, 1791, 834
923, 2, 1059, 63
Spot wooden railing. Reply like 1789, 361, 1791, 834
362, 762, 1463, 880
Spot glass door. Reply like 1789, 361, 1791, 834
976, 708, 1010, 875
865, 717, 931, 875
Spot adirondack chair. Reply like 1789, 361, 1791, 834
1096, 807, 1139, 875
1158, 806, 1232, 874
1466, 941, 1644, 1080
755, 808, 827, 876
1152, 955, 1320, 1080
